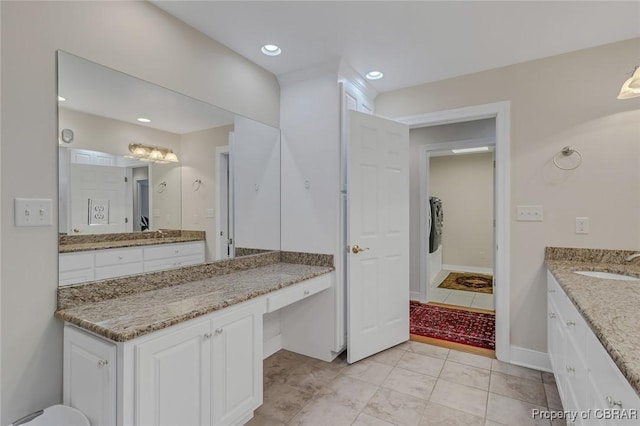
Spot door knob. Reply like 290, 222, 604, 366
351, 244, 370, 254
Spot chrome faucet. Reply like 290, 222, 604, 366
625, 253, 640, 261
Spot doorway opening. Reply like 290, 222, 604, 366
215, 143, 233, 260
398, 101, 510, 361
133, 166, 150, 232
424, 131, 495, 312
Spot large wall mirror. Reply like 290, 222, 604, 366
58, 51, 281, 284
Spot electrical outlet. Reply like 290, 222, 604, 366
15, 198, 53, 227
205, 208, 215, 218
516, 205, 543, 221
576, 217, 589, 234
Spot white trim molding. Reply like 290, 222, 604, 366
441, 264, 493, 275
397, 101, 511, 362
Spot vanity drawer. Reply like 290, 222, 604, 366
95, 262, 143, 280
60, 269, 95, 286
266, 274, 332, 313
95, 247, 143, 267
143, 242, 204, 261
547, 271, 565, 313
60, 252, 94, 272
143, 254, 204, 272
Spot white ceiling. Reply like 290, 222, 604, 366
58, 51, 235, 134
152, 1, 640, 93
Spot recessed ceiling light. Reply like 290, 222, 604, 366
137, 117, 151, 123
451, 146, 490, 154
365, 71, 384, 80
58, 96, 66, 102
261, 44, 282, 56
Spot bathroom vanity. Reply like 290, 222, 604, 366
56, 251, 334, 426
59, 231, 205, 285
546, 248, 640, 425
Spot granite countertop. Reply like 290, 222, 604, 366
55, 262, 333, 342
59, 235, 204, 253
546, 247, 640, 396
58, 229, 205, 253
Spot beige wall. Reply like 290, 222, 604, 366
59, 108, 182, 158
0, 1, 279, 423
430, 153, 494, 269
377, 38, 640, 354
180, 125, 233, 261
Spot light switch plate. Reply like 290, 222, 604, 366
576, 217, 589, 234
15, 198, 53, 227
516, 205, 543, 221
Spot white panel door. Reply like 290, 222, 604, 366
70, 164, 128, 234
136, 320, 211, 426
211, 301, 264, 426
347, 111, 410, 363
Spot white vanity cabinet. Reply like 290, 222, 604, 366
136, 320, 212, 426
143, 241, 206, 272
94, 247, 144, 280
64, 325, 117, 426
547, 271, 640, 425
63, 298, 265, 426
59, 241, 205, 285
59, 251, 95, 286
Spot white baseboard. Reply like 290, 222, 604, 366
442, 264, 493, 275
263, 334, 282, 359
509, 345, 552, 372
410, 291, 422, 302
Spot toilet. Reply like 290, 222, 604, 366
9, 405, 89, 426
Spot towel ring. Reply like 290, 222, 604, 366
192, 179, 202, 191
553, 146, 583, 171
157, 181, 167, 193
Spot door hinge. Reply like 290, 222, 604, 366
125, 217, 128, 223
124, 176, 128, 182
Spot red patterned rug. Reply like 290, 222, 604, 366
409, 301, 495, 350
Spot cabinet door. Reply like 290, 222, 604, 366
211, 301, 264, 426
136, 320, 211, 426
64, 326, 116, 426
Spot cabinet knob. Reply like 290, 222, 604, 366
566, 321, 576, 326
606, 396, 623, 408
549, 312, 557, 319
214, 328, 223, 335
203, 332, 212, 339
118, 256, 123, 260
98, 359, 108, 368
175, 250, 179, 254
566, 365, 575, 373
303, 290, 310, 296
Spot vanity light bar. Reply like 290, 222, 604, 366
451, 146, 490, 154
128, 143, 179, 164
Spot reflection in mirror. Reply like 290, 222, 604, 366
57, 51, 281, 285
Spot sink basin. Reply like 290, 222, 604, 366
573, 271, 640, 281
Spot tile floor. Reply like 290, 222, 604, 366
247, 341, 563, 426
428, 270, 495, 311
